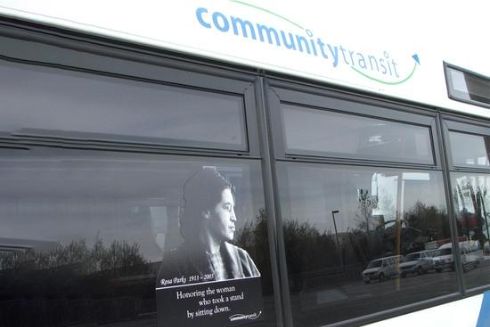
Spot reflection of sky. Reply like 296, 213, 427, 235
282, 104, 433, 164
0, 150, 264, 262
449, 70, 469, 95
449, 132, 489, 167
0, 61, 245, 147
278, 163, 447, 234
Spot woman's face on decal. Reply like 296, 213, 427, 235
208, 188, 237, 242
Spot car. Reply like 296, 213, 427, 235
433, 243, 455, 272
460, 240, 482, 272
361, 255, 403, 283
399, 250, 434, 277
433, 241, 482, 273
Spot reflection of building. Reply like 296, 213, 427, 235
0, 237, 60, 267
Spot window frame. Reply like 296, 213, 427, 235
0, 26, 261, 157
0, 20, 283, 327
267, 80, 441, 168
440, 115, 490, 295
444, 62, 490, 109
443, 118, 490, 172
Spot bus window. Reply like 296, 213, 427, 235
0, 148, 276, 326
0, 60, 247, 151
277, 163, 454, 326
451, 173, 490, 288
281, 103, 434, 164
449, 131, 490, 168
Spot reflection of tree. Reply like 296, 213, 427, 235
0, 238, 151, 326
234, 209, 340, 293
357, 189, 378, 233
375, 203, 448, 255
234, 209, 274, 294
347, 225, 383, 266
404, 202, 450, 245
453, 182, 488, 247
278, 202, 449, 292
0, 238, 148, 276
283, 220, 340, 292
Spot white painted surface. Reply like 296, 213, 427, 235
363, 294, 483, 327
0, 0, 487, 117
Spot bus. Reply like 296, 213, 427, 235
0, 1, 488, 326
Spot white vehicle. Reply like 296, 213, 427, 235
460, 240, 483, 271
362, 255, 403, 283
399, 250, 434, 277
433, 241, 482, 273
433, 243, 456, 272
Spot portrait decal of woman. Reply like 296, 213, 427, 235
157, 167, 260, 286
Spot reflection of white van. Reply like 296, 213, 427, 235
433, 243, 454, 272
460, 240, 482, 271
433, 241, 482, 272
361, 255, 403, 283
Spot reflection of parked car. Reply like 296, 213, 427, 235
433, 243, 455, 272
362, 255, 403, 283
460, 241, 482, 272
433, 241, 482, 273
399, 250, 434, 277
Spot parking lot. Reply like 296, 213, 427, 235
290, 256, 490, 326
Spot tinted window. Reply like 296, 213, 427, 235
445, 64, 490, 107
451, 173, 490, 290
449, 131, 490, 167
0, 148, 275, 326
0, 61, 247, 150
277, 163, 454, 325
281, 104, 434, 164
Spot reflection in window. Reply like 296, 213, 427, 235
0, 149, 274, 326
445, 65, 490, 107
277, 163, 454, 326
281, 104, 434, 164
451, 173, 490, 290
449, 131, 490, 167
0, 60, 247, 150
